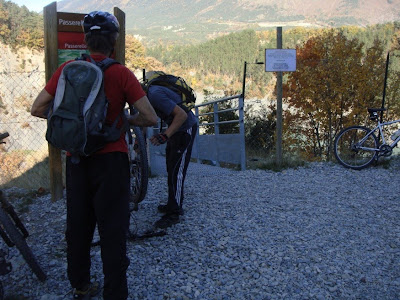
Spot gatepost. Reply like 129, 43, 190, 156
43, 2, 125, 201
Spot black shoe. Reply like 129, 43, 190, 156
157, 204, 184, 215
72, 282, 100, 300
154, 214, 180, 229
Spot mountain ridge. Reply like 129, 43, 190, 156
55, 0, 400, 44
57, 0, 400, 27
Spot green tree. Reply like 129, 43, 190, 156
245, 106, 276, 153
0, 0, 43, 49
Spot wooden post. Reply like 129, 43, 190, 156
276, 27, 283, 167
44, 2, 63, 202
113, 7, 125, 65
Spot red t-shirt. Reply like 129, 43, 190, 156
45, 54, 145, 154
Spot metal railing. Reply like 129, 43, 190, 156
147, 94, 246, 175
193, 95, 246, 170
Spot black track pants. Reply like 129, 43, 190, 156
66, 152, 130, 300
165, 124, 197, 212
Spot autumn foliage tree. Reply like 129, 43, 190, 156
125, 34, 165, 77
283, 30, 388, 161
385, 28, 400, 119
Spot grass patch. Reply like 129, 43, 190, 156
0, 151, 51, 189
373, 155, 400, 169
248, 155, 307, 172
5, 188, 48, 214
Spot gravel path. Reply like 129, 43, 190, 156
1, 159, 400, 300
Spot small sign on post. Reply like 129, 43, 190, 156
265, 49, 296, 72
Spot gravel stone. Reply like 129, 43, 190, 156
1, 159, 400, 299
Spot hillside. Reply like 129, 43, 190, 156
57, 0, 400, 27
56, 0, 400, 44
0, 43, 44, 73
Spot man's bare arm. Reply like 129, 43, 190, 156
150, 105, 187, 146
128, 96, 158, 127
31, 89, 53, 119
162, 105, 187, 138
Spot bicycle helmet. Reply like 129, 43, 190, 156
83, 11, 119, 35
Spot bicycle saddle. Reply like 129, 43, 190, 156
367, 108, 386, 113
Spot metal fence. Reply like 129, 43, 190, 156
193, 95, 246, 170
0, 70, 49, 190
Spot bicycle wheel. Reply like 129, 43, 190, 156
0, 207, 46, 281
334, 125, 378, 170
126, 125, 149, 211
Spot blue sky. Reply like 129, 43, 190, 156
10, 0, 58, 13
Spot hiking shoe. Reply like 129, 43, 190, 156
157, 204, 184, 215
73, 282, 100, 300
154, 214, 180, 229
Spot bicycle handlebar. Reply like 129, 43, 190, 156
0, 132, 9, 142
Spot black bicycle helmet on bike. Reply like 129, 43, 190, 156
83, 11, 119, 35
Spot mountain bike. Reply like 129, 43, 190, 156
334, 108, 400, 170
0, 132, 47, 286
124, 107, 167, 241
126, 106, 149, 212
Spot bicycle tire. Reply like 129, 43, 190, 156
0, 207, 46, 281
126, 126, 149, 211
0, 132, 9, 141
334, 125, 378, 170
1, 194, 29, 238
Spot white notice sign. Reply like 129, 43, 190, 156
265, 49, 296, 72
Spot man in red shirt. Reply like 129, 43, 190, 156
31, 11, 157, 300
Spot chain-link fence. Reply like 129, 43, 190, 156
0, 70, 49, 190
0, 70, 255, 191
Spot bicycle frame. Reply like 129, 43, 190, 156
357, 117, 400, 152
0, 133, 47, 282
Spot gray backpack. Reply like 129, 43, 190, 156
46, 54, 125, 162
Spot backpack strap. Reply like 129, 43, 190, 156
76, 53, 120, 71
96, 57, 120, 72
95, 57, 128, 134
